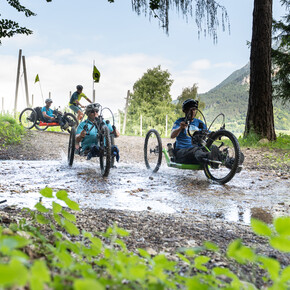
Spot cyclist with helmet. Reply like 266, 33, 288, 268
75, 103, 120, 161
170, 98, 219, 165
69, 85, 92, 121
41, 98, 68, 129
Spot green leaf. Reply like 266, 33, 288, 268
34, 202, 49, 213
194, 256, 210, 272
274, 217, 290, 236
281, 266, 290, 282
251, 218, 272, 237
64, 197, 80, 211
227, 239, 255, 264
204, 241, 219, 252
270, 236, 290, 252
0, 259, 28, 286
31, 260, 50, 285
63, 220, 80, 236
53, 213, 61, 225
176, 253, 190, 265
115, 226, 129, 237
36, 214, 50, 225
39, 188, 53, 198
74, 278, 104, 290
56, 190, 68, 201
138, 248, 151, 259
0, 236, 30, 254
61, 209, 76, 222
258, 256, 280, 281
52, 202, 62, 214
56, 250, 73, 268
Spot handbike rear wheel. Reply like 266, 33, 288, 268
35, 121, 48, 131
144, 129, 162, 173
203, 130, 240, 184
68, 127, 76, 166
64, 113, 79, 133
19, 108, 37, 129
99, 126, 111, 177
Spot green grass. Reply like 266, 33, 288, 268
238, 132, 290, 150
0, 114, 26, 146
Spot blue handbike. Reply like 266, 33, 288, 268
144, 111, 243, 184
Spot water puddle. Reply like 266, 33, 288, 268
0, 158, 289, 224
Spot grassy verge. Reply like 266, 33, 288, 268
0, 188, 289, 289
238, 133, 290, 150
0, 114, 26, 146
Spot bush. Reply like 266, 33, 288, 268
0, 189, 290, 289
0, 114, 26, 146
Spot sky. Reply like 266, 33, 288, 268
0, 0, 286, 114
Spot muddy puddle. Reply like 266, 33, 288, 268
0, 156, 289, 224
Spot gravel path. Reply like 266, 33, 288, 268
0, 130, 289, 288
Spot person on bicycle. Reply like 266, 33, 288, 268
69, 85, 92, 121
41, 98, 69, 130
170, 99, 220, 165
75, 103, 120, 161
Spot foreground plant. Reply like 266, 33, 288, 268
0, 188, 289, 289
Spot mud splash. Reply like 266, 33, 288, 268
0, 158, 289, 224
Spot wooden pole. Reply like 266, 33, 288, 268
1, 97, 4, 114
14, 49, 22, 114
122, 90, 130, 135
22, 55, 30, 107
31, 94, 34, 107
93, 89, 95, 103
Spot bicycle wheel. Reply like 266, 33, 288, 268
99, 126, 111, 177
144, 129, 162, 173
203, 130, 241, 184
19, 108, 37, 129
65, 113, 79, 132
110, 133, 115, 168
35, 121, 48, 131
68, 127, 76, 166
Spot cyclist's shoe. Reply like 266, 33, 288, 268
86, 152, 92, 160
208, 145, 222, 169
225, 152, 244, 173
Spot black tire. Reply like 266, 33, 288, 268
110, 133, 115, 168
144, 129, 162, 173
19, 108, 37, 129
35, 121, 48, 131
65, 113, 79, 129
68, 127, 76, 166
203, 130, 240, 184
99, 126, 111, 177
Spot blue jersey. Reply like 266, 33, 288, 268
172, 117, 207, 149
41, 106, 54, 118
76, 119, 113, 151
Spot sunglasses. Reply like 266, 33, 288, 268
89, 110, 98, 114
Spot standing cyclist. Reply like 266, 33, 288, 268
69, 85, 92, 121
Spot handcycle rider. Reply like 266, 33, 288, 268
41, 98, 69, 130
75, 103, 120, 161
171, 99, 244, 169
69, 85, 93, 121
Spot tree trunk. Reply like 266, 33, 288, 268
245, 0, 276, 140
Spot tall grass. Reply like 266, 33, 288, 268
0, 114, 26, 146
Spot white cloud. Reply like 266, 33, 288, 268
0, 50, 238, 113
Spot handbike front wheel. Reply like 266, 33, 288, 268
99, 126, 111, 177
203, 130, 241, 184
64, 113, 79, 133
144, 129, 162, 173
68, 127, 76, 166
19, 108, 37, 129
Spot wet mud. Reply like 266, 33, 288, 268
1, 154, 289, 224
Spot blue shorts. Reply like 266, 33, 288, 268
69, 104, 81, 113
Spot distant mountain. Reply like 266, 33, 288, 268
199, 63, 289, 135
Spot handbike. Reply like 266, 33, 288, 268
144, 111, 243, 185
67, 103, 112, 177
19, 107, 78, 132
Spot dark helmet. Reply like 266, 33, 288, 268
45, 98, 53, 103
85, 103, 100, 115
76, 85, 83, 91
182, 99, 198, 112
